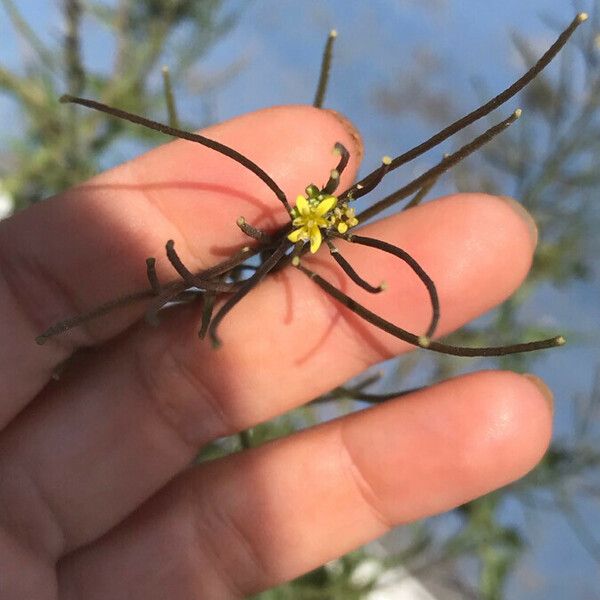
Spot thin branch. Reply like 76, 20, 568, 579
313, 29, 337, 108
161, 65, 180, 128
63, 0, 85, 96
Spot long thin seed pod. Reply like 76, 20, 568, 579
196, 244, 262, 280
59, 95, 293, 213
293, 261, 565, 357
209, 242, 289, 347
36, 289, 156, 344
165, 239, 199, 288
325, 239, 384, 294
145, 268, 239, 327
145, 282, 190, 326
146, 257, 161, 294
358, 109, 522, 222
344, 233, 440, 338
236, 217, 273, 243
166, 240, 237, 291
322, 142, 350, 195
346, 156, 392, 201
342, 14, 587, 197
313, 29, 337, 108
198, 289, 217, 339
161, 65, 180, 128
402, 173, 440, 211
36, 244, 257, 342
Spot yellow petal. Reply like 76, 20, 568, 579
287, 227, 306, 243
315, 195, 337, 216
309, 226, 322, 253
296, 195, 310, 216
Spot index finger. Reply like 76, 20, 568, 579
0, 105, 362, 428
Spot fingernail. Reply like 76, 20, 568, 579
498, 196, 538, 246
324, 109, 364, 163
523, 373, 554, 413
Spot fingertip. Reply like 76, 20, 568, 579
338, 370, 554, 523
459, 370, 553, 486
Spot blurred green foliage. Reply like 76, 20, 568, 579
0, 0, 236, 207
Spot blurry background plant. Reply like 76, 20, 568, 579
2, 1, 600, 599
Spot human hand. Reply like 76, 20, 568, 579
0, 106, 552, 599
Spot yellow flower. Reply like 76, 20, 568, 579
288, 194, 337, 253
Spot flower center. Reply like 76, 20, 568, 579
287, 185, 359, 253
